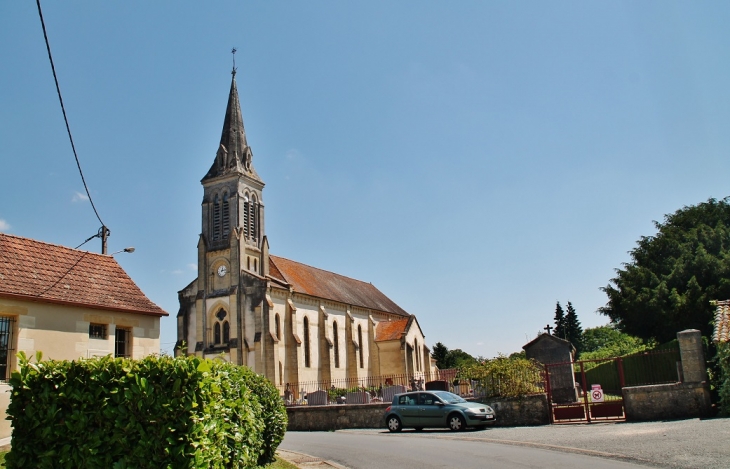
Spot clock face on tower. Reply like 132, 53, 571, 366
217, 265, 227, 277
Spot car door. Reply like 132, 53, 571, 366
418, 392, 446, 427
396, 393, 419, 427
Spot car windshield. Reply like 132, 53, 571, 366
432, 391, 466, 404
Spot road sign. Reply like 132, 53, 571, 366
591, 385, 604, 403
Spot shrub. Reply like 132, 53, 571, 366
5, 353, 284, 469
458, 355, 545, 398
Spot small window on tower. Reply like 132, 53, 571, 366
222, 193, 230, 237
213, 194, 221, 240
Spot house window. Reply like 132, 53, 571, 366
303, 317, 310, 368
115, 328, 130, 358
358, 325, 364, 368
89, 323, 107, 339
333, 321, 340, 368
213, 309, 229, 346
0, 317, 15, 381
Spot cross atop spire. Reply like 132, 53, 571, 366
231, 47, 237, 77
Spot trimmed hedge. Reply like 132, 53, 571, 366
5, 353, 286, 469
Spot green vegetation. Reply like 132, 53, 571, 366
553, 302, 566, 340
458, 355, 544, 398
552, 301, 583, 355
580, 325, 653, 362
717, 342, 730, 416
430, 342, 477, 369
599, 197, 730, 343
6, 353, 286, 469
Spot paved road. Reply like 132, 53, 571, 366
281, 417, 730, 469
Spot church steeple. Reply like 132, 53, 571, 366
203, 62, 261, 182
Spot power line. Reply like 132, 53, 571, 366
35, 0, 105, 229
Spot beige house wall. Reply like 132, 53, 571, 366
0, 297, 162, 439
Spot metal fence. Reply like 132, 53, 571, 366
278, 366, 546, 406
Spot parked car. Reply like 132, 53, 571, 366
384, 390, 496, 432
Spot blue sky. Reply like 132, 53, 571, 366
1, 1, 729, 358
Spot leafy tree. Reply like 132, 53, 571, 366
553, 301, 566, 339
580, 325, 651, 361
564, 301, 583, 355
449, 348, 478, 368
431, 342, 453, 369
430, 342, 477, 369
600, 197, 730, 342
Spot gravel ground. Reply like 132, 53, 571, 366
343, 417, 730, 469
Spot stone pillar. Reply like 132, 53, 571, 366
677, 329, 707, 383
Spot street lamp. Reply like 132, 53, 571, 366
110, 247, 135, 256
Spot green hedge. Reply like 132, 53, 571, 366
5, 353, 286, 469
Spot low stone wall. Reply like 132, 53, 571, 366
474, 394, 549, 427
286, 394, 551, 431
622, 382, 711, 421
286, 403, 390, 431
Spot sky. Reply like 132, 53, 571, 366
1, 1, 729, 358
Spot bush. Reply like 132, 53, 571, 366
5, 353, 285, 469
458, 355, 544, 398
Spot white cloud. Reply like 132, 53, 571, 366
188, 263, 197, 270
171, 269, 184, 275
72, 191, 89, 203
0, 219, 10, 232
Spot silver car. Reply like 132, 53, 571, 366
384, 391, 496, 432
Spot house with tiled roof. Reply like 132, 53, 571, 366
0, 232, 168, 438
177, 69, 435, 392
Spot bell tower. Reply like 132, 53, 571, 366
190, 53, 269, 364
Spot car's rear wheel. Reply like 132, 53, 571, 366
387, 415, 402, 432
448, 413, 466, 432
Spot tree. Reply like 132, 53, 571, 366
430, 342, 477, 369
431, 342, 453, 369
553, 301, 566, 339
580, 324, 650, 361
600, 197, 730, 342
564, 301, 583, 355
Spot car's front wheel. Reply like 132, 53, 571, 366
448, 413, 466, 432
387, 415, 402, 432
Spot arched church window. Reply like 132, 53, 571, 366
213, 194, 221, 240
414, 338, 420, 371
303, 317, 311, 368
254, 258, 258, 273
214, 322, 221, 344
333, 321, 340, 368
222, 193, 230, 237
213, 309, 229, 345
358, 325, 364, 369
247, 257, 251, 271
275, 314, 281, 340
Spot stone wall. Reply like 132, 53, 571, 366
286, 394, 551, 431
286, 403, 390, 431
474, 394, 550, 427
623, 382, 712, 421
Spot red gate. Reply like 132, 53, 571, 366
545, 357, 625, 423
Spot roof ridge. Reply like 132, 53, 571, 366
0, 232, 111, 259
270, 254, 372, 285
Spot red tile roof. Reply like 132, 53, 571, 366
268, 255, 409, 317
0, 233, 167, 317
375, 317, 410, 342
713, 300, 730, 343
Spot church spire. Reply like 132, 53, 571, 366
203, 50, 260, 182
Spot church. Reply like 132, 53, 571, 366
176, 68, 435, 392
